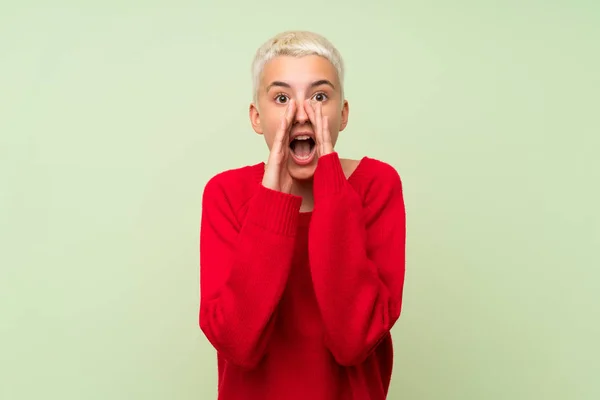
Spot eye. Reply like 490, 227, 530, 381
274, 94, 289, 104
312, 92, 328, 102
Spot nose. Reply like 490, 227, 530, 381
294, 100, 309, 125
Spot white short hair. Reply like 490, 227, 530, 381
251, 30, 345, 105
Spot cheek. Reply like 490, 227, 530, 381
263, 117, 283, 148
266, 117, 282, 137
262, 110, 284, 129
325, 112, 342, 131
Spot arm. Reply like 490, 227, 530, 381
199, 177, 302, 369
308, 152, 406, 366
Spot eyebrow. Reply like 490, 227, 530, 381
266, 79, 336, 92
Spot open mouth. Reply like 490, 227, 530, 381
289, 135, 316, 161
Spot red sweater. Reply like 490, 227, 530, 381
199, 152, 406, 400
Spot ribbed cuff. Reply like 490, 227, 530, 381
314, 152, 347, 202
246, 185, 302, 237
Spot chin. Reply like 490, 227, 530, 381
287, 161, 317, 181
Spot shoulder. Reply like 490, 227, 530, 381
345, 156, 404, 206
202, 162, 263, 210
346, 156, 402, 186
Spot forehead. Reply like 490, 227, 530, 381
260, 55, 340, 89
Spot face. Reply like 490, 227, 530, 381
249, 55, 349, 181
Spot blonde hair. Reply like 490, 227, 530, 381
251, 30, 345, 105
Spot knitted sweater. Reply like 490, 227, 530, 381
199, 152, 406, 399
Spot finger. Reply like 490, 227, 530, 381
323, 115, 330, 147
305, 100, 321, 146
274, 99, 295, 151
305, 99, 317, 128
315, 101, 324, 140
283, 99, 296, 139
281, 99, 296, 136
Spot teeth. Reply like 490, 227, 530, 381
294, 135, 311, 141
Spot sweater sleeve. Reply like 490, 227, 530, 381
308, 152, 406, 366
199, 175, 302, 369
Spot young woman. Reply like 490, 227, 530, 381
199, 30, 406, 400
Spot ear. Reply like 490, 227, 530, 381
249, 103, 263, 135
339, 99, 349, 131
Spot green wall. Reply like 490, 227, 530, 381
1, 1, 598, 399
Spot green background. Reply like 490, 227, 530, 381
2, 1, 598, 399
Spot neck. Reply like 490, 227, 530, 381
291, 179, 314, 212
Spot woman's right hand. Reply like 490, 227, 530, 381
262, 99, 296, 194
